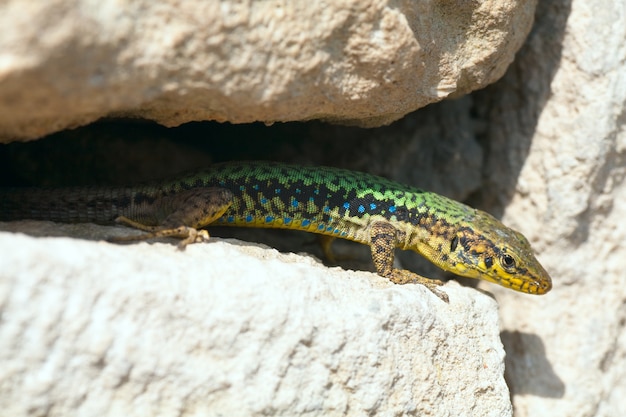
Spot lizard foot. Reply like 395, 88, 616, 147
109, 218, 210, 250
385, 268, 449, 302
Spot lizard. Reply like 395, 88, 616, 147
0, 160, 552, 301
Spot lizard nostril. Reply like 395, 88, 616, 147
450, 236, 458, 252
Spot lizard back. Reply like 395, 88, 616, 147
0, 161, 475, 245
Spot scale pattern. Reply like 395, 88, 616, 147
158, 161, 478, 244
0, 161, 552, 295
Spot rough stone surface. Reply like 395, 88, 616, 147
4, 0, 626, 415
0, 225, 511, 417
0, 0, 537, 141
471, 1, 626, 416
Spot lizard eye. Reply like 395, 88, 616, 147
500, 254, 516, 270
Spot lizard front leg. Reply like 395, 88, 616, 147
369, 220, 449, 302
111, 187, 233, 249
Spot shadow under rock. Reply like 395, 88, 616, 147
501, 330, 565, 399
469, 0, 573, 217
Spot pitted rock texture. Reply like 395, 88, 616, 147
0, 226, 511, 417
0, 0, 536, 140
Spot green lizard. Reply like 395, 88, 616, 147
0, 161, 551, 301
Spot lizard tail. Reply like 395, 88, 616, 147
0, 186, 132, 224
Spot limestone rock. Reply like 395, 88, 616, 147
0, 0, 537, 141
0, 224, 512, 417
472, 1, 626, 416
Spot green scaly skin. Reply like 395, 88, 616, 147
0, 161, 552, 300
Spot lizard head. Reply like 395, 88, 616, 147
416, 209, 552, 295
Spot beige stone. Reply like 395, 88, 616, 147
11, 0, 625, 414
0, 0, 536, 141
472, 1, 626, 416
0, 225, 512, 416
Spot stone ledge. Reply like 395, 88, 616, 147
0, 224, 511, 416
